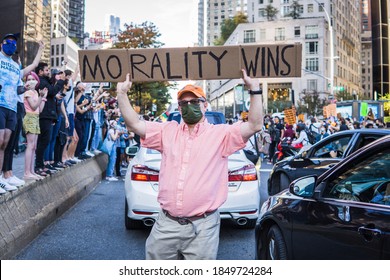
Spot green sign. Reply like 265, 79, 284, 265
360, 102, 368, 117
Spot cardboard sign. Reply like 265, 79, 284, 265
79, 44, 302, 82
284, 108, 296, 125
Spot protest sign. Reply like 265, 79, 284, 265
79, 44, 302, 82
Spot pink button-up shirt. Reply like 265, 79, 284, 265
141, 119, 246, 217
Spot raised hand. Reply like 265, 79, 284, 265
117, 73, 132, 95
241, 69, 260, 91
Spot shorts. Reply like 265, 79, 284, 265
67, 113, 75, 136
23, 112, 40, 134
0, 107, 17, 131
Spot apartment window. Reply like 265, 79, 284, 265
51, 58, 54, 67
305, 58, 319, 71
275, 27, 285, 41
260, 29, 266, 40
244, 30, 256, 43
305, 41, 318, 55
282, 6, 290, 16
282, 0, 289, 3
269, 0, 273, 3
61, 44, 65, 55
258, 8, 266, 17
305, 25, 318, 39
259, 0, 263, 4
51, 45, 55, 56
294, 26, 300, 37
307, 79, 318, 91
56, 57, 59, 66
318, 3, 324, 12
56, 45, 59, 55
307, 4, 313, 13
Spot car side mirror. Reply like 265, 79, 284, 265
125, 146, 139, 157
289, 175, 317, 198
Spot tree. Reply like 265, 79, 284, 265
265, 4, 279, 21
336, 90, 354, 101
287, 1, 302, 19
114, 21, 164, 49
214, 12, 248, 45
112, 21, 173, 115
296, 90, 329, 116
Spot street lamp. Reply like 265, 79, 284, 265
314, 0, 334, 98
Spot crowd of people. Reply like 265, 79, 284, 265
241, 110, 388, 165
0, 34, 141, 194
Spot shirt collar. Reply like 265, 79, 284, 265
180, 118, 209, 135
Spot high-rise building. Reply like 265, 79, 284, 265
104, 14, 121, 36
371, 0, 389, 97
51, 0, 69, 38
205, 0, 247, 46
68, 0, 85, 48
198, 0, 205, 46
361, 0, 373, 99
0, 0, 51, 66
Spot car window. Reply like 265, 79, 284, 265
323, 150, 390, 205
311, 135, 353, 159
352, 134, 383, 152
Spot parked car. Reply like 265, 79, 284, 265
124, 147, 260, 229
255, 135, 390, 260
268, 129, 390, 195
124, 112, 260, 230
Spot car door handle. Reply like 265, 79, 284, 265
358, 226, 382, 238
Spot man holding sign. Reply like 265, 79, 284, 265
117, 70, 263, 260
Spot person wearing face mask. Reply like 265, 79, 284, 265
117, 70, 263, 260
23, 72, 48, 179
315, 126, 330, 143
105, 119, 121, 181
0, 33, 44, 192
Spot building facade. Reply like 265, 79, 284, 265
50, 36, 80, 71
361, 0, 372, 100
51, 0, 69, 38
68, 0, 85, 49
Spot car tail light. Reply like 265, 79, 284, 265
228, 164, 257, 181
131, 165, 159, 181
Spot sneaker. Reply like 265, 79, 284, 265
93, 150, 102, 155
0, 178, 18, 192
71, 157, 82, 163
78, 154, 92, 160
85, 151, 94, 157
66, 159, 77, 165
107, 176, 119, 182
52, 162, 65, 170
3, 176, 25, 187
45, 164, 58, 171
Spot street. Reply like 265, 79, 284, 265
15, 162, 271, 260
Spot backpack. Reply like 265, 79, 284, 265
304, 128, 316, 145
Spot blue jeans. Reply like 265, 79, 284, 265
106, 143, 117, 177
44, 115, 62, 162
91, 123, 102, 151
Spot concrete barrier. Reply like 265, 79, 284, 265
0, 153, 108, 259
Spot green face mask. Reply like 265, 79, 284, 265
181, 103, 203, 125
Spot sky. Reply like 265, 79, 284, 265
85, 0, 199, 48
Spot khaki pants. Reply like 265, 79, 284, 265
145, 210, 220, 260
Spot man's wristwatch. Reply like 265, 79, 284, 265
248, 89, 262, 95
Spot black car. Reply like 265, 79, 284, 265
256, 135, 390, 260
268, 129, 390, 195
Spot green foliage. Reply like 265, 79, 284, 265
214, 12, 248, 45
336, 90, 354, 101
378, 93, 390, 100
265, 4, 279, 21
287, 1, 302, 19
296, 90, 329, 116
114, 21, 164, 49
112, 21, 172, 115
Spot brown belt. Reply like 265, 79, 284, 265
163, 209, 217, 225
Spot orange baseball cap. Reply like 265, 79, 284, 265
177, 84, 206, 99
